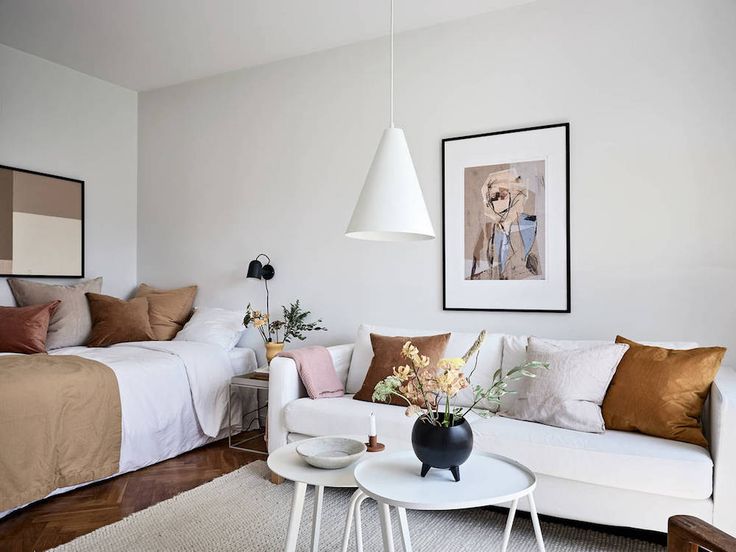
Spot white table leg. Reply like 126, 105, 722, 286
341, 489, 363, 552
379, 502, 396, 552
528, 493, 546, 552
397, 507, 412, 552
501, 499, 518, 552
311, 485, 324, 552
354, 492, 369, 552
285, 481, 307, 552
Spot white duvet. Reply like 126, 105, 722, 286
1, 341, 257, 517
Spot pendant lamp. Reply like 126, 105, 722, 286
345, 0, 435, 241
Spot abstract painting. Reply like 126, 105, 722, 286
465, 160, 545, 281
0, 165, 84, 277
443, 124, 569, 312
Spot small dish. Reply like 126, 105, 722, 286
296, 437, 367, 470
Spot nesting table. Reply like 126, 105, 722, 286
268, 440, 545, 552
353, 450, 546, 552
266, 436, 405, 552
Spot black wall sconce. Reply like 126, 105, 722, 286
246, 253, 275, 281
247, 253, 275, 315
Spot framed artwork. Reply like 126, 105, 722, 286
442, 123, 569, 312
0, 164, 84, 278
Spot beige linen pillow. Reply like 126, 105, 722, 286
500, 337, 629, 433
7, 277, 103, 349
134, 283, 197, 340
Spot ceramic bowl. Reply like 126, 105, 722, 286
296, 437, 367, 470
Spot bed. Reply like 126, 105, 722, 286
0, 340, 257, 518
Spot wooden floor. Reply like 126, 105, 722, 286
0, 432, 266, 552
1, 432, 667, 551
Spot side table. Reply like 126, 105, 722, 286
228, 368, 269, 455
353, 450, 546, 552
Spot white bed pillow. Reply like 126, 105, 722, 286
499, 338, 629, 433
174, 307, 244, 351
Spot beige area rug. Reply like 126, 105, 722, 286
53, 461, 664, 551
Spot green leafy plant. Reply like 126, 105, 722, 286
273, 300, 327, 343
243, 300, 326, 344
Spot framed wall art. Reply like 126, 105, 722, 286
0, 164, 84, 278
442, 123, 569, 312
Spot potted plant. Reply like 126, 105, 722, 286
372, 331, 546, 481
244, 300, 327, 364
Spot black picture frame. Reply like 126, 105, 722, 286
441, 123, 570, 312
0, 163, 85, 278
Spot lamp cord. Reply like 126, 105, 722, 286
390, 0, 394, 128
264, 277, 270, 342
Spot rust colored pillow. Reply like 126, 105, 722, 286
134, 283, 197, 340
602, 336, 726, 447
86, 293, 155, 347
353, 333, 451, 405
0, 301, 60, 353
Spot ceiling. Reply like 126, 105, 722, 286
0, 0, 535, 91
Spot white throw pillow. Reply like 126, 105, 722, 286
174, 307, 244, 351
346, 324, 504, 408
499, 337, 629, 433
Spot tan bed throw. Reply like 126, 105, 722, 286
0, 354, 122, 511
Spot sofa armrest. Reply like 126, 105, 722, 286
266, 344, 354, 453
711, 366, 736, 535
267, 356, 305, 452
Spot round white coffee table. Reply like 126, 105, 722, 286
353, 450, 545, 552
267, 436, 404, 552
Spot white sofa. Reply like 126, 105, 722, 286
267, 325, 736, 535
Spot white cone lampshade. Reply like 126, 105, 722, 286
346, 127, 435, 241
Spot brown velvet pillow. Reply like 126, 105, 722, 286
134, 283, 197, 340
353, 333, 451, 405
0, 301, 61, 353
86, 293, 155, 347
602, 336, 726, 447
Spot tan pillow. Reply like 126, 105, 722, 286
602, 336, 726, 447
86, 293, 155, 347
134, 283, 197, 340
0, 301, 61, 353
353, 333, 450, 405
8, 277, 103, 349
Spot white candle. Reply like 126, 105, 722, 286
369, 412, 377, 437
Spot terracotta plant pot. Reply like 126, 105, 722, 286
265, 341, 285, 364
411, 413, 473, 482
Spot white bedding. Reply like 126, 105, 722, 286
0, 341, 257, 517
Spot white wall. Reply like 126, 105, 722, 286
138, 0, 736, 362
0, 44, 138, 304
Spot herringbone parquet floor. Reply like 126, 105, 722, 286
0, 432, 266, 552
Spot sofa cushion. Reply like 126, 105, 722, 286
285, 397, 713, 500
346, 324, 504, 408
353, 333, 450, 405
500, 336, 701, 411
473, 415, 713, 500
602, 336, 725, 447
501, 339, 629, 433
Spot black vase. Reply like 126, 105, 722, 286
411, 413, 473, 482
